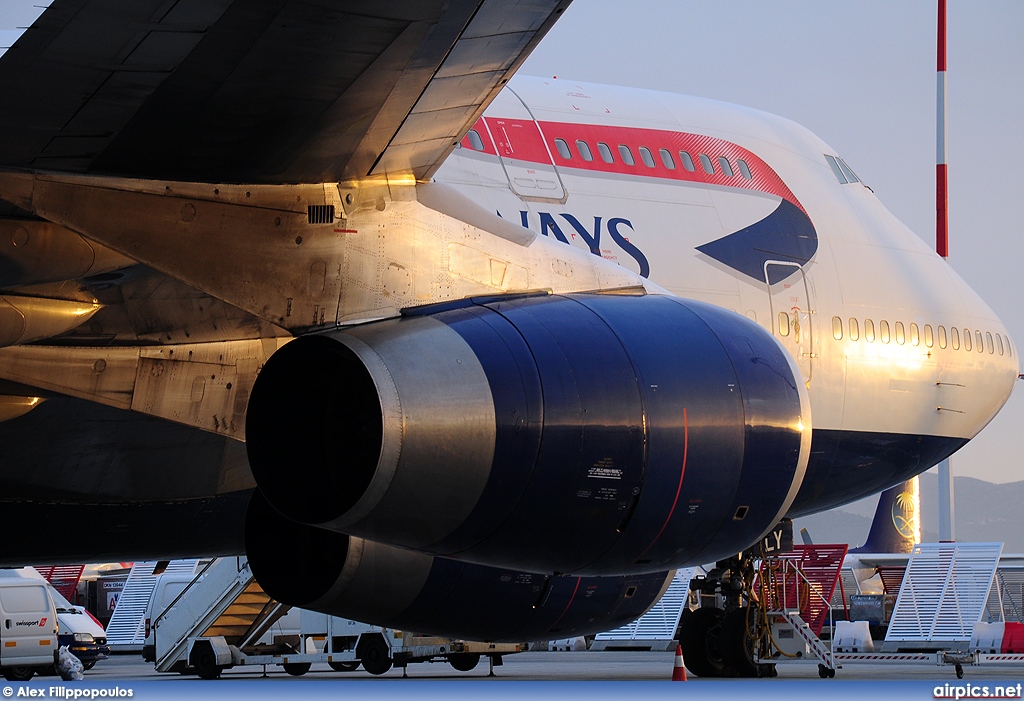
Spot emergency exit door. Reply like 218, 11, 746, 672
484, 88, 567, 203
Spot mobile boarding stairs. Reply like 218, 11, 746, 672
754, 542, 1024, 679
151, 556, 520, 678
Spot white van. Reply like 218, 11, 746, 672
48, 586, 108, 669
0, 569, 58, 681
141, 572, 193, 663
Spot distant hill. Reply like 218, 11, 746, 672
792, 471, 1024, 552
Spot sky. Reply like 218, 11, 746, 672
0, 2, 1022, 484
522, 0, 1024, 485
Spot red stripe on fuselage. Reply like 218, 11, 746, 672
461, 116, 805, 215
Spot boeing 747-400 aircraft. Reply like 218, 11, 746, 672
0, 0, 1015, 678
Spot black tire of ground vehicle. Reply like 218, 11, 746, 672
283, 662, 311, 676
191, 645, 222, 680
359, 639, 392, 676
447, 653, 481, 672
3, 666, 35, 682
329, 661, 360, 672
677, 606, 726, 678
719, 607, 763, 678
82, 661, 96, 671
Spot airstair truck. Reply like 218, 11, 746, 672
152, 557, 521, 678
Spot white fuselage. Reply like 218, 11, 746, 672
436, 76, 1017, 448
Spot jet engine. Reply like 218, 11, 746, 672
245, 491, 672, 642
246, 293, 810, 575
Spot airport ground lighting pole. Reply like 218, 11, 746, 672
936, 0, 955, 542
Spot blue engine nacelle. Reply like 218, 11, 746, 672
246, 293, 811, 575
245, 490, 671, 642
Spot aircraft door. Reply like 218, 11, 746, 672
484, 88, 567, 203
765, 261, 814, 384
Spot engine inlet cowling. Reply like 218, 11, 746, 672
246, 293, 811, 575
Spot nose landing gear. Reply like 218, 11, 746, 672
676, 555, 776, 678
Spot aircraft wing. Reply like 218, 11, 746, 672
0, 0, 569, 183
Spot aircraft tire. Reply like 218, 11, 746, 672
719, 607, 760, 677
678, 606, 726, 677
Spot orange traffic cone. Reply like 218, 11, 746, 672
672, 644, 688, 681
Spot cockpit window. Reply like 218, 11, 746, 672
825, 155, 847, 183
837, 158, 860, 183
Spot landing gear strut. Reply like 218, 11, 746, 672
677, 521, 792, 678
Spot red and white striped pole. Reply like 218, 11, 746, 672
936, 0, 949, 259
936, 0, 955, 542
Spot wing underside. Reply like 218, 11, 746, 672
0, 0, 570, 183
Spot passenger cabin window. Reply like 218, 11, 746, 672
619, 144, 635, 166
963, 329, 972, 351
864, 319, 875, 342
848, 318, 859, 341
997, 334, 1005, 355
737, 159, 753, 180
699, 153, 715, 174
976, 330, 984, 353
554, 138, 571, 160
910, 323, 920, 346
880, 320, 890, 343
639, 146, 656, 168
832, 316, 843, 340
718, 157, 734, 177
468, 129, 485, 151
924, 324, 934, 348
679, 151, 696, 171
951, 327, 960, 350
660, 148, 676, 169
938, 325, 947, 349
987, 331, 995, 354
895, 321, 905, 345
576, 140, 593, 161
825, 155, 847, 183
597, 142, 614, 163
778, 312, 790, 337
1006, 335, 1013, 357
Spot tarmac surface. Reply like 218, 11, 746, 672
53, 650, 1024, 683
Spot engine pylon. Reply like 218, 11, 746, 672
672, 644, 688, 681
